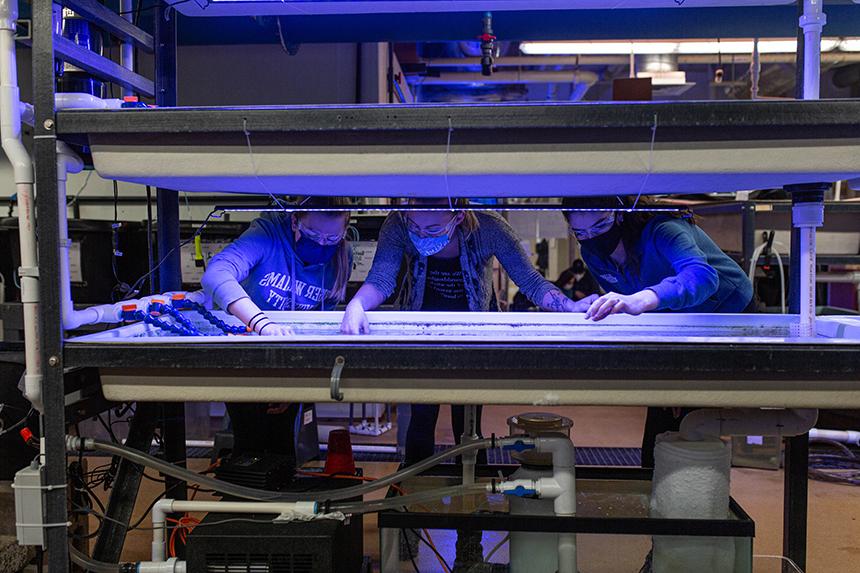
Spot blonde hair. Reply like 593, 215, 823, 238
401, 197, 480, 238
294, 197, 351, 303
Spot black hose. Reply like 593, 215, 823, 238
68, 545, 121, 573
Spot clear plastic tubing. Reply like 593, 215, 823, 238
91, 438, 492, 502
331, 484, 488, 514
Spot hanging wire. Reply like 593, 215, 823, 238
242, 118, 289, 212
632, 113, 659, 211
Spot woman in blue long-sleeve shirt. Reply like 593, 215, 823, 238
201, 197, 352, 458
562, 195, 753, 467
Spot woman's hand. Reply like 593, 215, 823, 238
341, 300, 370, 334
573, 294, 599, 312
257, 322, 295, 336
585, 290, 660, 321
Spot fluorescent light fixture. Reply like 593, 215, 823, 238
636, 71, 688, 86
520, 38, 840, 55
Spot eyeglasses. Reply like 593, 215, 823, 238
403, 214, 458, 238
297, 222, 347, 246
569, 214, 616, 241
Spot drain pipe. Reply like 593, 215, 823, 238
56, 142, 106, 330
1, 0, 42, 410
56, 142, 204, 329
800, 0, 826, 100
497, 436, 576, 573
150, 499, 318, 562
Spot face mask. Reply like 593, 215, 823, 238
573, 273, 585, 282
295, 233, 339, 265
408, 230, 452, 257
578, 217, 622, 259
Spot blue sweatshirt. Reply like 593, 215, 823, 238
201, 213, 349, 312
580, 217, 752, 313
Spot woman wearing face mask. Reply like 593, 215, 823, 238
562, 195, 753, 468
342, 198, 587, 568
202, 196, 351, 457
342, 201, 588, 450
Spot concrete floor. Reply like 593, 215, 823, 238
82, 405, 860, 572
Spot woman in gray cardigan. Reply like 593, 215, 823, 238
341, 199, 587, 456
341, 198, 587, 568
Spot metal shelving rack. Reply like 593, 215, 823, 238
21, 1, 860, 571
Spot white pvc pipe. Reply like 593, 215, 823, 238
56, 142, 103, 331
55, 92, 123, 110
800, 0, 826, 100
679, 408, 818, 441
535, 436, 576, 573
799, 225, 817, 336
1, 0, 42, 411
56, 141, 205, 330
151, 499, 318, 562
809, 428, 860, 445
137, 559, 185, 573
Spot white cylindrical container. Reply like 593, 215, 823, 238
509, 464, 558, 573
650, 433, 734, 573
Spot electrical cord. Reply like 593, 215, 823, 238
0, 408, 33, 438
123, 210, 220, 301
410, 528, 451, 573
484, 533, 509, 562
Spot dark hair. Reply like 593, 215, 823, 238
561, 195, 694, 272
292, 196, 351, 302
570, 259, 585, 274
554, 269, 576, 289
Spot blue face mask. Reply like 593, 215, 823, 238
295, 233, 339, 265
408, 230, 452, 257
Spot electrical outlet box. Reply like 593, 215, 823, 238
14, 463, 44, 547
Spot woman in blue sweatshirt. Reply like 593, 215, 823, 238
562, 195, 753, 467
201, 197, 352, 457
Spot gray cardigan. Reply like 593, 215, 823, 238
365, 211, 555, 311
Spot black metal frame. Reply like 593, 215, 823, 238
28, 1, 860, 571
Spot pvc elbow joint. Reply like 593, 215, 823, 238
535, 436, 576, 468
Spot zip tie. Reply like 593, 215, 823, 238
11, 483, 66, 491
16, 521, 71, 528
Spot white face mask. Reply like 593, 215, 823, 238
573, 273, 585, 282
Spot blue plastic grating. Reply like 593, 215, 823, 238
174, 445, 642, 466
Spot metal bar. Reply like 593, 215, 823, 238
91, 403, 159, 562
741, 201, 756, 274
58, 0, 154, 52
31, 0, 68, 570
52, 34, 154, 96
153, 3, 187, 538
62, 343, 860, 380
783, 433, 809, 572
377, 509, 755, 538
54, 100, 860, 136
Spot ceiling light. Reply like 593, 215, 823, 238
520, 38, 839, 56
